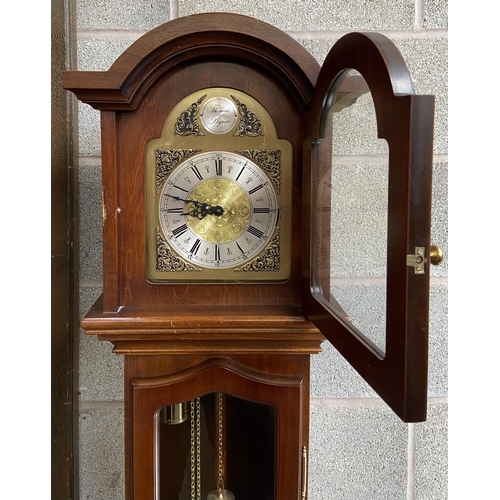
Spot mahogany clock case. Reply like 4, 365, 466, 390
63, 11, 436, 500
64, 6, 434, 445
64, 19, 324, 498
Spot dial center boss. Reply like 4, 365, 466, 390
187, 178, 251, 243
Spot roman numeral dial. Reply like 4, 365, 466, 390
158, 151, 279, 269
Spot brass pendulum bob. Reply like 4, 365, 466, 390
207, 477, 235, 500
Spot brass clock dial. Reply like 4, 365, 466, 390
146, 88, 292, 283
158, 151, 278, 269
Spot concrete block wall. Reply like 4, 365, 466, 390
75, 1, 448, 499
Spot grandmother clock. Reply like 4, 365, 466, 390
64, 13, 440, 500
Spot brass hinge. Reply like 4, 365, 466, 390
301, 446, 308, 500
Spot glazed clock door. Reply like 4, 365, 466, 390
303, 32, 435, 422
129, 358, 305, 500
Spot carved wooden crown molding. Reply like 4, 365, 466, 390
62, 13, 320, 111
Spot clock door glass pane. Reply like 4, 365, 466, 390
311, 70, 389, 356
156, 393, 276, 500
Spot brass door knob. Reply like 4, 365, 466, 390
430, 245, 443, 266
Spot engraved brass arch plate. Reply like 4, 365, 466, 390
146, 88, 293, 283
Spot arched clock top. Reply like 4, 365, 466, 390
328, 32, 415, 95
309, 31, 417, 140
62, 13, 320, 111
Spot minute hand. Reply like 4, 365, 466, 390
165, 194, 203, 206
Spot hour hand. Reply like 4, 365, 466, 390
181, 204, 208, 219
165, 194, 224, 219
182, 203, 224, 219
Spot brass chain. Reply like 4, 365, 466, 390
196, 398, 201, 500
189, 398, 202, 500
190, 399, 196, 500
217, 392, 223, 490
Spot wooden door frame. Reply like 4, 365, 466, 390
51, 0, 79, 498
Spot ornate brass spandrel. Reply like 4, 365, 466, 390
155, 149, 202, 193
156, 228, 201, 272
234, 227, 280, 272
235, 149, 281, 194
231, 94, 264, 137
174, 94, 207, 136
